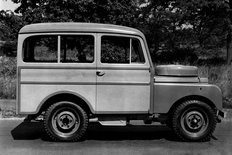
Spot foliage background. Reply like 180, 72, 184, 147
1, 0, 232, 108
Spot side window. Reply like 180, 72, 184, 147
23, 36, 57, 62
101, 36, 145, 64
61, 35, 94, 63
101, 36, 130, 63
131, 39, 145, 63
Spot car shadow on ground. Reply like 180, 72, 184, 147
11, 122, 180, 142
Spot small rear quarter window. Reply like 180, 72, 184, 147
23, 36, 58, 62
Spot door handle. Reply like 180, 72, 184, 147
96, 71, 105, 76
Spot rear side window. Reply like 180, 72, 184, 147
101, 36, 145, 64
23, 36, 57, 62
61, 35, 94, 63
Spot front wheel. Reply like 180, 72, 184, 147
172, 100, 217, 142
44, 101, 88, 141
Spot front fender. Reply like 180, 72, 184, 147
153, 83, 222, 113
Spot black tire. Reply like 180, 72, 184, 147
44, 101, 88, 142
172, 100, 217, 142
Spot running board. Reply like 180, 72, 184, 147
98, 120, 127, 126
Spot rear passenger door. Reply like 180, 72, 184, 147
96, 34, 151, 113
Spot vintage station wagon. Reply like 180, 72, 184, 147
17, 23, 224, 142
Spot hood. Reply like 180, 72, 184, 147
155, 65, 198, 77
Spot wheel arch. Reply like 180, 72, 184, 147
36, 91, 95, 116
168, 95, 217, 115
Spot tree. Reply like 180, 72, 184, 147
12, 0, 139, 27
11, 0, 232, 64
139, 0, 230, 64
226, 0, 232, 64
137, 0, 198, 62
0, 10, 23, 41
0, 10, 24, 56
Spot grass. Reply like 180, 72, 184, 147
0, 99, 16, 118
0, 56, 16, 99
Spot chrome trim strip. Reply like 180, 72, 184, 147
96, 111, 149, 114
20, 66, 96, 69
20, 82, 96, 85
20, 81, 150, 85
19, 66, 149, 70
155, 81, 199, 83
97, 82, 150, 85
98, 67, 149, 70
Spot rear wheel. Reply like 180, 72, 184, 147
172, 100, 217, 142
44, 101, 88, 141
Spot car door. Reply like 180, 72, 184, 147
96, 34, 151, 113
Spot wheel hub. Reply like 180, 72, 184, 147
51, 109, 81, 138
57, 111, 77, 130
180, 109, 209, 138
187, 113, 203, 129
186, 111, 204, 130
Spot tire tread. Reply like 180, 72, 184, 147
43, 101, 88, 142
172, 100, 217, 142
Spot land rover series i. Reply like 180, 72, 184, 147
17, 23, 224, 142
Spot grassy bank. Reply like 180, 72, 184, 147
198, 65, 232, 108
0, 56, 16, 99
0, 56, 231, 108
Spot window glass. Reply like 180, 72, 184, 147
101, 36, 145, 64
131, 39, 145, 63
101, 36, 130, 63
23, 36, 57, 62
61, 35, 94, 63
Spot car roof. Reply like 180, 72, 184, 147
19, 22, 144, 37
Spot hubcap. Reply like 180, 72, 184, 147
51, 109, 80, 138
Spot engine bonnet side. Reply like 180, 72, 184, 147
153, 83, 222, 113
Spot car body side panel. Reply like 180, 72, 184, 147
153, 83, 222, 113
18, 66, 97, 114
19, 84, 96, 114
